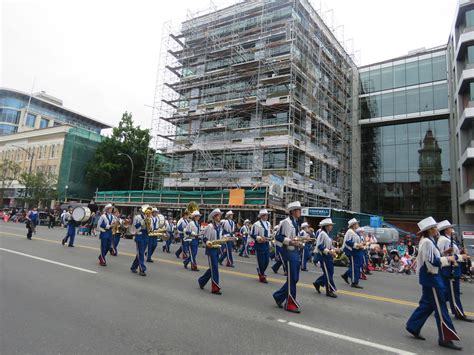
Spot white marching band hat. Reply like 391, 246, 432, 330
319, 218, 334, 227
347, 218, 359, 228
356, 227, 365, 233
141, 204, 152, 213
191, 210, 201, 217
244, 219, 250, 224
226, 210, 234, 217
209, 208, 222, 221
417, 216, 437, 234
104, 203, 113, 210
437, 220, 453, 232
287, 201, 302, 212
301, 222, 309, 228
152, 207, 158, 212
258, 209, 269, 217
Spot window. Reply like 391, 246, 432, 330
393, 63, 406, 88
420, 86, 434, 112
369, 68, 381, 92
405, 60, 419, 86
466, 9, 474, 27
381, 92, 393, 117
418, 58, 432, 84
432, 55, 447, 81
469, 82, 474, 102
263, 149, 287, 169
467, 46, 474, 64
360, 71, 370, 94
381, 66, 393, 91
25, 113, 36, 127
0, 124, 18, 135
406, 87, 420, 113
40, 118, 49, 129
0, 108, 20, 124
393, 90, 407, 115
368, 94, 381, 118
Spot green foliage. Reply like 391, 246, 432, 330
85, 112, 152, 190
0, 160, 21, 201
18, 171, 57, 207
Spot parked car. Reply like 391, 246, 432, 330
361, 226, 399, 244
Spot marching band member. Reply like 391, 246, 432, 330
163, 218, 174, 253
175, 211, 190, 259
313, 218, 337, 298
146, 208, 160, 263
406, 217, 462, 350
198, 209, 223, 294
341, 218, 364, 289
437, 220, 473, 323
300, 222, 312, 271
238, 219, 251, 258
356, 227, 368, 280
251, 209, 271, 283
97, 204, 114, 266
110, 209, 122, 256
131, 205, 150, 276
61, 207, 76, 247
271, 224, 287, 275
273, 201, 303, 313
219, 210, 236, 267
184, 210, 201, 271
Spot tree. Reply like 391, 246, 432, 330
0, 160, 21, 203
18, 171, 57, 207
85, 112, 152, 191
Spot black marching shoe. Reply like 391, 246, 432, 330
61, 238, 66, 246
406, 327, 425, 340
351, 283, 363, 289
139, 271, 147, 276
341, 274, 349, 284
68, 245, 74, 247
439, 341, 462, 351
326, 291, 337, 298
455, 315, 474, 322
131, 269, 138, 274
313, 282, 321, 294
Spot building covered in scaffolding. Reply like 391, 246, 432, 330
144, 0, 358, 213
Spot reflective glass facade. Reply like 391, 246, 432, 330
361, 120, 451, 220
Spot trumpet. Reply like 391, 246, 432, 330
255, 235, 274, 243
149, 227, 167, 238
293, 236, 316, 244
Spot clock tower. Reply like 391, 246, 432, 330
418, 128, 442, 213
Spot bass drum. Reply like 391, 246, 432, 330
72, 206, 91, 223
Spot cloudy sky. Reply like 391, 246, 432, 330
1, 0, 456, 131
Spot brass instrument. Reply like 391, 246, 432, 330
186, 201, 199, 215
208, 237, 235, 249
112, 218, 121, 235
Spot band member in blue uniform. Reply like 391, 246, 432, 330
163, 218, 175, 253
272, 224, 287, 275
61, 207, 76, 247
110, 208, 122, 256
356, 227, 368, 280
341, 218, 364, 289
238, 219, 251, 258
251, 209, 272, 283
273, 201, 303, 313
313, 218, 338, 298
175, 211, 189, 259
219, 210, 236, 267
146, 208, 160, 263
97, 204, 114, 266
184, 210, 201, 271
198, 209, 223, 294
299, 222, 312, 271
406, 217, 461, 350
437, 220, 473, 323
131, 205, 150, 276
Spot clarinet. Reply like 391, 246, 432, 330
449, 233, 455, 279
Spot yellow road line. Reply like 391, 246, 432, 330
1, 231, 472, 316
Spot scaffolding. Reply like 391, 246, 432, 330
145, 0, 358, 210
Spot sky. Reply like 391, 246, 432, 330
1, 0, 457, 131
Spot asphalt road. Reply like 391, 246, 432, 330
1, 222, 473, 355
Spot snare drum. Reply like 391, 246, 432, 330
72, 206, 91, 223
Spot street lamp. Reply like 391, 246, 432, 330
118, 153, 134, 191
65, 185, 69, 202
12, 145, 34, 207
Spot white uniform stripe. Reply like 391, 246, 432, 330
277, 319, 417, 355
0, 247, 97, 274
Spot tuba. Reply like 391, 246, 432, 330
186, 201, 199, 215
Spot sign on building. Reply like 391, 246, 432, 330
301, 207, 331, 218
370, 216, 383, 228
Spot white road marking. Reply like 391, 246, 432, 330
277, 319, 417, 355
0, 247, 97, 274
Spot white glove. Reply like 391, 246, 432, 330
105, 225, 110, 230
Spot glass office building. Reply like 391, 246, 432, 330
0, 88, 110, 136
358, 47, 451, 226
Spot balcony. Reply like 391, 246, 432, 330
460, 188, 474, 205
460, 145, 474, 166
456, 29, 474, 61
457, 67, 474, 95
458, 104, 474, 130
